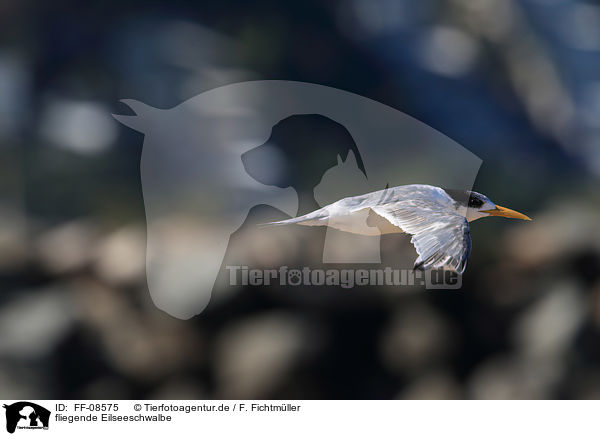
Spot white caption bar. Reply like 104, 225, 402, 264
1, 400, 595, 436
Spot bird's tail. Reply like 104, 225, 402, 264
258, 209, 329, 229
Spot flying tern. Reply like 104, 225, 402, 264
263, 184, 531, 273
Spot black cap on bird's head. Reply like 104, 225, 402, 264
445, 189, 487, 208
444, 188, 531, 221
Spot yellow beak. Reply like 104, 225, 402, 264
484, 205, 531, 220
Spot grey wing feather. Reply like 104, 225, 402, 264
371, 198, 471, 274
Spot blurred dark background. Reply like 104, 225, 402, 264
1, 0, 600, 399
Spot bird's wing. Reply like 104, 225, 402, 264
371, 200, 471, 274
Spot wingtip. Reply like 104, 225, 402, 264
413, 261, 425, 271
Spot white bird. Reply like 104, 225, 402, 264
262, 184, 531, 273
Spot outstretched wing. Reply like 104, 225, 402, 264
371, 199, 471, 274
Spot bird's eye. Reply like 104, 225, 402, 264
468, 197, 483, 208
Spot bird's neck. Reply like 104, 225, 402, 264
456, 205, 487, 222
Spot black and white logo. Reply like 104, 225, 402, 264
3, 402, 50, 434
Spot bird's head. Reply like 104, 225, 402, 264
447, 190, 532, 222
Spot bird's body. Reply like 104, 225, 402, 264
263, 184, 531, 274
